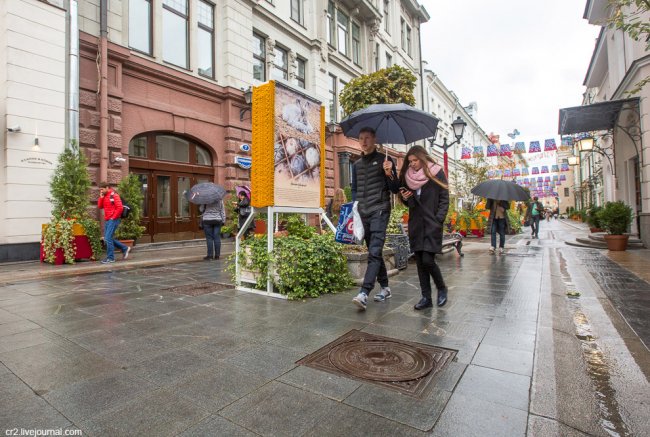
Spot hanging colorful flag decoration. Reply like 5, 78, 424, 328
544, 139, 557, 151
461, 147, 472, 159
561, 163, 570, 171
552, 175, 558, 181
560, 136, 573, 151
532, 167, 539, 175
537, 176, 544, 183
504, 169, 511, 177
487, 170, 494, 178
522, 167, 529, 176
499, 144, 512, 157
551, 164, 559, 173
514, 142, 526, 154
495, 169, 502, 177
541, 165, 549, 174
472, 146, 484, 158
545, 176, 551, 182
486, 144, 499, 157
560, 174, 567, 181
513, 168, 521, 176
529, 141, 541, 153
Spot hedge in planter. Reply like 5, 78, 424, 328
231, 215, 353, 299
597, 201, 633, 235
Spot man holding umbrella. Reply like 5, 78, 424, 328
351, 127, 400, 310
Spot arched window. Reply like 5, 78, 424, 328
128, 133, 213, 166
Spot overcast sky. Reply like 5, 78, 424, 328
419, 0, 600, 143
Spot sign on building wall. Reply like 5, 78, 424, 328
250, 81, 325, 208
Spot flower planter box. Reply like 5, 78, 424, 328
39, 235, 93, 265
343, 248, 397, 286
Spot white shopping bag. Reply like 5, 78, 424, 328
352, 201, 364, 243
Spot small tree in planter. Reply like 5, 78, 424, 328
586, 205, 604, 232
115, 174, 145, 244
597, 201, 634, 251
42, 142, 102, 264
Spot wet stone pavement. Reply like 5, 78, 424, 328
0, 219, 649, 436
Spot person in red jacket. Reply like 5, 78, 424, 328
97, 182, 130, 263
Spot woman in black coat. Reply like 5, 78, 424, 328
399, 146, 450, 310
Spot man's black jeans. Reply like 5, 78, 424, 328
360, 210, 390, 295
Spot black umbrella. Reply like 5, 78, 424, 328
339, 103, 439, 144
185, 182, 226, 205
471, 180, 530, 202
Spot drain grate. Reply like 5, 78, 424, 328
166, 282, 234, 296
298, 330, 456, 398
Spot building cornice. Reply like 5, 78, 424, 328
612, 54, 650, 99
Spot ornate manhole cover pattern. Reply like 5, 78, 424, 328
298, 330, 457, 398
166, 282, 234, 296
328, 340, 435, 382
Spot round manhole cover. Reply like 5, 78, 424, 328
327, 339, 435, 382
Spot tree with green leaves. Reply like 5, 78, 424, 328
49, 142, 92, 219
339, 65, 417, 115
607, 0, 650, 94
452, 156, 490, 210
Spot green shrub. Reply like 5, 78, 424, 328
115, 174, 146, 241
597, 201, 633, 235
586, 205, 603, 228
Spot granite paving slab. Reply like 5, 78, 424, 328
179, 414, 257, 437
453, 364, 531, 411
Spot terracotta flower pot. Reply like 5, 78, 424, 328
603, 234, 629, 251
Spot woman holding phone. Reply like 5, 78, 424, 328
398, 145, 450, 309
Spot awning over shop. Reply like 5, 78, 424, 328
558, 98, 640, 135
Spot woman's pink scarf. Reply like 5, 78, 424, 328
405, 162, 442, 190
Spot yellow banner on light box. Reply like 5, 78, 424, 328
251, 81, 325, 209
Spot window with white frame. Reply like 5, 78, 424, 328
163, 0, 189, 68
337, 9, 349, 56
386, 52, 392, 67
374, 43, 380, 71
328, 74, 337, 122
406, 23, 412, 56
197, 0, 214, 78
290, 0, 303, 25
252, 32, 266, 81
400, 18, 405, 51
327, 1, 335, 46
272, 46, 288, 80
384, 0, 390, 33
339, 79, 348, 120
296, 58, 306, 88
352, 22, 361, 66
129, 0, 152, 54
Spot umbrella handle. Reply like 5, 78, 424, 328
192, 192, 198, 200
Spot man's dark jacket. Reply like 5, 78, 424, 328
351, 150, 399, 217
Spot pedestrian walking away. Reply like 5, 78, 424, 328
351, 127, 400, 310
97, 182, 130, 263
200, 199, 226, 260
525, 196, 544, 238
398, 145, 449, 309
486, 198, 510, 255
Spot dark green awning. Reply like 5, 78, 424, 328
558, 98, 639, 135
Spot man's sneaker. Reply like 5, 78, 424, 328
352, 292, 368, 310
374, 287, 392, 302
123, 247, 131, 260
498, 248, 504, 255
101, 258, 115, 264
489, 247, 496, 255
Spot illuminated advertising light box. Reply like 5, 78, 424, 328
250, 81, 325, 209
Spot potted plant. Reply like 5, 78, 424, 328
586, 205, 604, 232
114, 174, 145, 245
41, 142, 102, 264
597, 201, 633, 251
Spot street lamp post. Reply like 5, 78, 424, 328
428, 116, 467, 177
